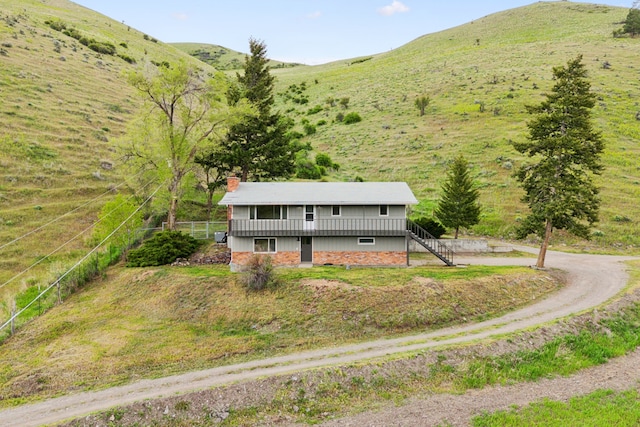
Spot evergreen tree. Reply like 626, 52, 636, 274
435, 155, 481, 239
217, 38, 296, 181
513, 55, 604, 268
623, 8, 640, 36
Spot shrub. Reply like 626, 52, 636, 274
307, 105, 323, 115
118, 53, 136, 64
343, 112, 362, 124
45, 19, 66, 31
127, 231, 201, 267
88, 41, 116, 55
240, 254, 277, 291
413, 217, 447, 238
315, 153, 333, 168
335, 112, 345, 122
296, 160, 323, 179
303, 123, 316, 135
63, 28, 82, 40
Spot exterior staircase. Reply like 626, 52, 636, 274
406, 219, 455, 266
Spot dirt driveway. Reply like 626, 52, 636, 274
0, 248, 636, 427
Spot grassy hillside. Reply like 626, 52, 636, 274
269, 2, 640, 249
0, 261, 557, 406
0, 0, 212, 316
171, 42, 304, 70
1, 1, 639, 325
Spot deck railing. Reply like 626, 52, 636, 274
228, 218, 408, 237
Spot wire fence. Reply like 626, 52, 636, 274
161, 221, 228, 240
0, 184, 163, 341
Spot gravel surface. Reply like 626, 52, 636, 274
0, 248, 637, 427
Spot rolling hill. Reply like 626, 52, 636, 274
170, 42, 304, 70
268, 2, 640, 248
1, 0, 639, 322
0, 0, 215, 314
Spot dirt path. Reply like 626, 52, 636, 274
0, 249, 636, 427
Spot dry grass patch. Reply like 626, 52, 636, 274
0, 263, 561, 406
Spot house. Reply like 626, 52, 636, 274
219, 177, 454, 270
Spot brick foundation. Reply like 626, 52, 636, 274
231, 251, 407, 268
232, 251, 300, 267
313, 251, 407, 266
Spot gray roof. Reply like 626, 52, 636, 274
218, 182, 418, 206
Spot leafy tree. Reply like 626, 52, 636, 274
435, 155, 481, 239
123, 62, 232, 230
217, 38, 296, 181
91, 194, 143, 249
513, 55, 604, 268
623, 8, 640, 36
415, 95, 430, 116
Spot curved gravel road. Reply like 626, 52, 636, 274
0, 248, 636, 427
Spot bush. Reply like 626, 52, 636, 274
118, 53, 136, 64
303, 123, 316, 135
240, 255, 277, 291
296, 160, 323, 179
413, 217, 447, 238
343, 112, 362, 124
63, 28, 82, 40
45, 19, 66, 31
315, 153, 333, 168
127, 231, 201, 267
307, 105, 323, 115
88, 41, 116, 55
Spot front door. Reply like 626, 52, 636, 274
301, 236, 313, 263
303, 205, 316, 231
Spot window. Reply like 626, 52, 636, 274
254, 238, 276, 253
358, 237, 375, 245
379, 205, 389, 216
250, 205, 287, 220
331, 205, 341, 216
305, 205, 314, 221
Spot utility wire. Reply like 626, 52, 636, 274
0, 171, 146, 252
0, 178, 156, 291
0, 182, 164, 332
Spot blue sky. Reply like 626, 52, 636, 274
73, 1, 632, 64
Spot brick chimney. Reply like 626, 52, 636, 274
227, 175, 240, 192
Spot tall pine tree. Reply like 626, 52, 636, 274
217, 38, 295, 181
435, 155, 481, 239
513, 55, 604, 268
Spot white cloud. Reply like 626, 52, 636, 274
172, 12, 188, 21
377, 1, 409, 16
307, 11, 322, 19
